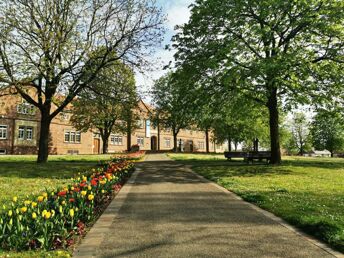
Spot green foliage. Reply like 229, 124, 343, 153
283, 112, 312, 155
173, 0, 344, 163
71, 60, 137, 153
0, 160, 134, 251
152, 72, 193, 150
310, 108, 344, 155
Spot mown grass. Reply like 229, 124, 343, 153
168, 153, 344, 253
0, 154, 115, 257
0, 155, 113, 207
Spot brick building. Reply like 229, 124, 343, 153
0, 94, 225, 155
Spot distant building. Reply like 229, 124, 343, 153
0, 92, 225, 155
303, 150, 331, 157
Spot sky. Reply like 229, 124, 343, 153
135, 0, 194, 103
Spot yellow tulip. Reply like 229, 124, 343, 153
61, 200, 66, 205
32, 212, 37, 219
24, 200, 31, 206
81, 191, 87, 196
69, 209, 74, 218
9, 218, 13, 225
37, 196, 44, 202
88, 194, 94, 201
101, 190, 105, 194
87, 185, 92, 191
20, 207, 27, 213
44, 211, 51, 219
12, 196, 18, 202
42, 192, 48, 198
8, 210, 12, 217
31, 202, 37, 208
42, 210, 47, 217
71, 186, 75, 191
100, 180, 106, 185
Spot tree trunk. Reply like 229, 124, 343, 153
205, 129, 209, 153
267, 88, 281, 164
173, 132, 178, 153
157, 119, 160, 151
37, 113, 51, 163
227, 136, 231, 152
127, 118, 132, 152
102, 137, 109, 154
330, 151, 334, 158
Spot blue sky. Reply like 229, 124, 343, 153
136, 0, 194, 102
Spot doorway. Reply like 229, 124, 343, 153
151, 136, 157, 151
93, 138, 100, 154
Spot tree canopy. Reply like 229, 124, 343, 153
173, 0, 344, 163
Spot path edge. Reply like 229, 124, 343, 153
183, 164, 344, 258
73, 167, 141, 258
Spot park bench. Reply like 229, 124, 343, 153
224, 151, 248, 160
246, 151, 271, 163
224, 151, 271, 163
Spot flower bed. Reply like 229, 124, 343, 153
0, 159, 134, 251
112, 150, 145, 162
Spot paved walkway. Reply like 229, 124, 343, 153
74, 154, 340, 258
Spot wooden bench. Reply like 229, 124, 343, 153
246, 151, 271, 163
224, 151, 271, 163
224, 151, 248, 160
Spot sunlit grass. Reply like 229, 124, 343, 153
169, 153, 344, 252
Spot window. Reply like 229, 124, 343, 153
137, 136, 144, 146
0, 125, 7, 139
64, 130, 81, 143
111, 135, 123, 145
18, 126, 25, 140
164, 138, 171, 148
17, 100, 35, 115
18, 126, 33, 140
198, 141, 205, 150
137, 120, 144, 129
26, 127, 33, 140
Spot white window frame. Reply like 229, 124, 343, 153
26, 127, 33, 140
137, 136, 144, 146
0, 125, 7, 140
164, 138, 171, 148
198, 141, 205, 150
18, 126, 25, 140
64, 130, 81, 143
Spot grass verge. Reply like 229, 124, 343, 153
168, 153, 344, 253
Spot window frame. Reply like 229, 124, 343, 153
0, 125, 7, 140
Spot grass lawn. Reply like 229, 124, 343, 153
0, 154, 113, 257
168, 153, 344, 252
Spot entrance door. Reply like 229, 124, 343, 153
151, 136, 157, 151
93, 138, 100, 154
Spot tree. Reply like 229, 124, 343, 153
71, 61, 137, 154
152, 72, 192, 152
0, 0, 164, 162
310, 108, 344, 157
174, 0, 344, 164
287, 112, 312, 155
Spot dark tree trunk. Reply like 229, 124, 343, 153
102, 136, 109, 154
330, 151, 334, 158
267, 88, 281, 164
205, 129, 209, 153
37, 113, 51, 163
126, 117, 132, 152
157, 120, 160, 151
173, 132, 178, 153
227, 136, 231, 152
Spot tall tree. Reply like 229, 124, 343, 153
288, 112, 311, 155
71, 61, 137, 154
174, 0, 344, 164
310, 108, 344, 157
0, 0, 164, 162
152, 72, 192, 152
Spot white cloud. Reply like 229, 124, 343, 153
166, 5, 191, 30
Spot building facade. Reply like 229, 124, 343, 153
0, 94, 225, 155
